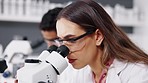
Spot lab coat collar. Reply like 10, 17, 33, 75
106, 59, 128, 83
110, 59, 128, 74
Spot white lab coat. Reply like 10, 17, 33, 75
57, 59, 148, 83
106, 59, 148, 83
57, 64, 93, 83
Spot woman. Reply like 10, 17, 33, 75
56, 0, 148, 83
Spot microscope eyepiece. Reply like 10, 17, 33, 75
56, 45, 69, 58
47, 45, 58, 53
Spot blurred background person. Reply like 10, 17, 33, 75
39, 7, 63, 47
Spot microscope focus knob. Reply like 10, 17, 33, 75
3, 71, 11, 78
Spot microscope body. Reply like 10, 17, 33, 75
17, 45, 69, 83
1, 40, 33, 79
3, 40, 33, 63
17, 60, 57, 83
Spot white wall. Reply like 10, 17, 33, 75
132, 0, 148, 53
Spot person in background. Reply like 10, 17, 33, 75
56, 0, 148, 83
39, 7, 92, 83
39, 7, 63, 47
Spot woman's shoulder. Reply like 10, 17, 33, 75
111, 59, 148, 83
113, 59, 148, 70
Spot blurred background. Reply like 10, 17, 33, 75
0, 0, 148, 82
0, 0, 148, 54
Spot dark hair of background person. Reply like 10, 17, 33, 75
57, 0, 148, 68
39, 7, 63, 32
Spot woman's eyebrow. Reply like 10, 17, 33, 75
59, 34, 76, 40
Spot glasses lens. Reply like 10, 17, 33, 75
68, 39, 86, 52
57, 29, 96, 52
56, 37, 86, 52
54, 40, 63, 46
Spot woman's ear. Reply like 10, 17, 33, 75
95, 29, 104, 46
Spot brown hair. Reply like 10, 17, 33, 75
57, 0, 148, 68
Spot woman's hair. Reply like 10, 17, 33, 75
57, 0, 148, 68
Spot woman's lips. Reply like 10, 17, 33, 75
68, 58, 77, 63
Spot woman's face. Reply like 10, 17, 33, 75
56, 18, 99, 69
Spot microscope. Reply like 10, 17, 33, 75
1, 39, 33, 79
17, 45, 69, 83
1, 37, 44, 79
3, 39, 33, 63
